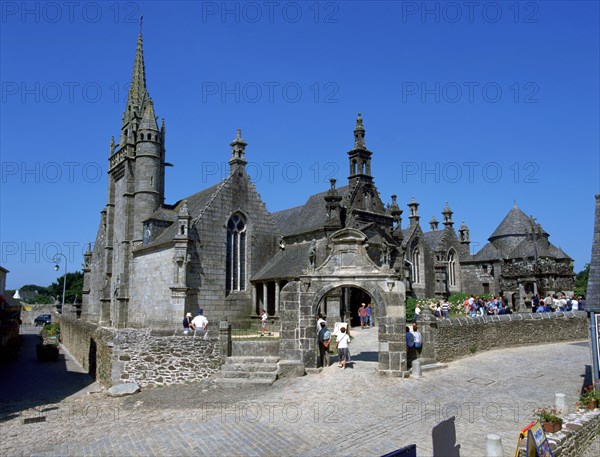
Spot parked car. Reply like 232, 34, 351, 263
34, 314, 52, 326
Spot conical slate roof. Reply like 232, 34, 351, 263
489, 205, 548, 241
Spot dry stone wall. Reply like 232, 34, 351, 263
518, 409, 600, 457
431, 311, 588, 362
111, 330, 222, 387
58, 315, 114, 387
60, 316, 227, 389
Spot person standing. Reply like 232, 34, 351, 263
441, 300, 450, 319
413, 304, 421, 323
336, 327, 350, 369
182, 312, 193, 334
411, 324, 422, 351
316, 313, 326, 333
358, 303, 367, 329
318, 322, 331, 368
191, 310, 209, 339
366, 303, 373, 328
260, 308, 271, 336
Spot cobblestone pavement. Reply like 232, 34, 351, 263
1, 326, 597, 456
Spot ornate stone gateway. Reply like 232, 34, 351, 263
279, 229, 408, 376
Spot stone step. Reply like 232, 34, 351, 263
220, 371, 278, 380
215, 377, 276, 388
421, 362, 447, 372
221, 363, 278, 373
225, 356, 279, 364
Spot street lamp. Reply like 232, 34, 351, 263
53, 253, 68, 313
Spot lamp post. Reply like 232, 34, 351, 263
53, 253, 68, 313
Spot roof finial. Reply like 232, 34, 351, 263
140, 15, 143, 35
514, 199, 517, 208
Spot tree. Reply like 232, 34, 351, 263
575, 264, 589, 297
20, 284, 49, 294
47, 271, 84, 304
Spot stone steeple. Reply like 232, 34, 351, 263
348, 113, 373, 185
119, 28, 151, 150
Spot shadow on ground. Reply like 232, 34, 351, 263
0, 329, 95, 422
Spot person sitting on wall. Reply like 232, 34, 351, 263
191, 309, 209, 339
183, 312, 193, 334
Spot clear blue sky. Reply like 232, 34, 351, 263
1, 1, 599, 290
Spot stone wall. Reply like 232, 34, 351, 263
58, 315, 114, 387
60, 316, 227, 389
129, 246, 174, 327
430, 311, 588, 363
194, 169, 279, 323
232, 339, 280, 357
518, 409, 600, 457
111, 329, 221, 388
20, 305, 57, 325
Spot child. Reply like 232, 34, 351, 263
260, 309, 271, 336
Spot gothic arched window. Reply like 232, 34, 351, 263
448, 249, 457, 287
411, 246, 421, 284
226, 213, 247, 294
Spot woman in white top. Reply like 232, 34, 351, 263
336, 327, 350, 369
411, 324, 422, 350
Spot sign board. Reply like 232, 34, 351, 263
515, 421, 553, 457
331, 322, 348, 337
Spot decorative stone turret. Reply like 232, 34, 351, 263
389, 195, 402, 227
459, 221, 470, 245
229, 128, 247, 173
430, 216, 439, 231
348, 113, 373, 186
408, 197, 420, 227
324, 178, 343, 229
442, 202, 454, 229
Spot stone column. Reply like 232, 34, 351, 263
326, 288, 342, 325
219, 321, 232, 363
252, 284, 257, 314
275, 281, 280, 315
417, 306, 437, 363
263, 283, 268, 313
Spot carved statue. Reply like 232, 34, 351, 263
308, 239, 317, 267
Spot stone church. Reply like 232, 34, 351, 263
81, 32, 575, 329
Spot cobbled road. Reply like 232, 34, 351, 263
1, 326, 597, 456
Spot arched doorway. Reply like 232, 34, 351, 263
316, 286, 373, 327
278, 228, 409, 376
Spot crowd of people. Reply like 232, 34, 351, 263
533, 293, 587, 313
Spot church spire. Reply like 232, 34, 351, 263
127, 28, 148, 109
119, 27, 151, 151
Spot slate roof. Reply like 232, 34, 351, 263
401, 225, 419, 248
144, 181, 223, 248
472, 242, 503, 262
489, 206, 548, 240
272, 186, 350, 237
509, 238, 571, 260
422, 230, 444, 251
252, 241, 311, 281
